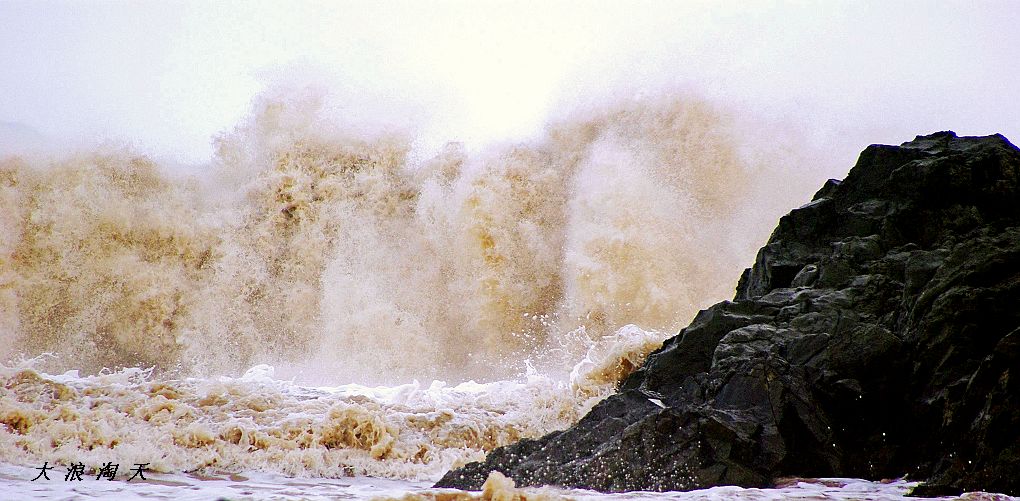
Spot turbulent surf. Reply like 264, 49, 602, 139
0, 92, 824, 497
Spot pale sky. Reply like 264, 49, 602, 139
1, 1, 1018, 165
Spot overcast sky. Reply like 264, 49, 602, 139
1, 1, 1017, 166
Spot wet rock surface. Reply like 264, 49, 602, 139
436, 132, 1020, 495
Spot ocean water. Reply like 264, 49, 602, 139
1, 94, 1012, 500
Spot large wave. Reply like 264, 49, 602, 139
1, 90, 817, 385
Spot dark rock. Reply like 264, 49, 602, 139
435, 132, 1020, 496
908, 483, 965, 497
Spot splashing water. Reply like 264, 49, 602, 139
1, 92, 812, 382
0, 91, 827, 495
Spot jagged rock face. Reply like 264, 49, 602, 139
435, 132, 1020, 496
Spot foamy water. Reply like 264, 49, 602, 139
2, 361, 1013, 501
14, 356, 962, 501
3, 462, 1015, 500
0, 355, 623, 479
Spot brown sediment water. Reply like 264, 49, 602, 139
0, 92, 822, 490
1, 92, 817, 383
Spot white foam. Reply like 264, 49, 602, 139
9, 461, 1009, 501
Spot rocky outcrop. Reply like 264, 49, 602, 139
436, 132, 1020, 496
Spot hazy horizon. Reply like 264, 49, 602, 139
1, 1, 1017, 171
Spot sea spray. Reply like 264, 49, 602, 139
2, 91, 813, 383
1, 91, 822, 481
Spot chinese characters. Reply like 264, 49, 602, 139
31, 462, 149, 482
